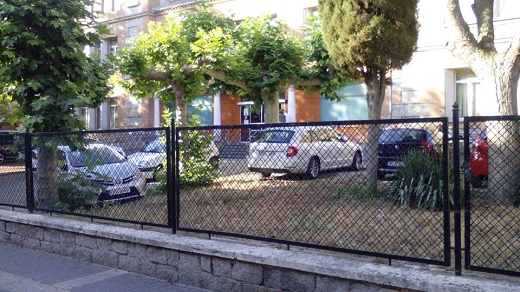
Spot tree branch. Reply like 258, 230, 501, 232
445, 0, 482, 64
205, 69, 249, 91
139, 70, 170, 82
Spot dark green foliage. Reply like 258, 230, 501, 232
177, 129, 218, 186
391, 150, 445, 211
0, 0, 110, 131
318, 0, 419, 76
54, 170, 106, 212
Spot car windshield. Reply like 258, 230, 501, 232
379, 129, 426, 143
143, 139, 166, 153
254, 130, 294, 143
68, 145, 126, 167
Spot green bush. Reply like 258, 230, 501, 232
391, 149, 445, 211
54, 171, 105, 212
178, 132, 218, 186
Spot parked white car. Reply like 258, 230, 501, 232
247, 126, 363, 179
48, 143, 147, 203
128, 137, 219, 181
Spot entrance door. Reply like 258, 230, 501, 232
239, 103, 263, 142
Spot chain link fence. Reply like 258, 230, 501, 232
176, 118, 451, 265
0, 128, 172, 227
1, 114, 520, 276
464, 116, 520, 276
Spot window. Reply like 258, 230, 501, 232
455, 69, 481, 118
79, 107, 89, 128
304, 6, 318, 23
109, 100, 118, 129
108, 38, 118, 56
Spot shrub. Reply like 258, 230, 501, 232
54, 170, 105, 212
391, 149, 445, 211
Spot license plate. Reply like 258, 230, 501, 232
387, 161, 404, 167
110, 187, 130, 196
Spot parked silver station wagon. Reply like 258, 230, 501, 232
247, 126, 363, 179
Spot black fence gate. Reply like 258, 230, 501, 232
462, 115, 520, 277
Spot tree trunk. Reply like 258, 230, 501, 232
36, 145, 58, 209
364, 69, 386, 189
475, 60, 520, 203
262, 92, 280, 124
173, 84, 188, 126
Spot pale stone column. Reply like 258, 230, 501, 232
288, 85, 296, 122
154, 97, 160, 127
213, 93, 222, 141
100, 101, 109, 130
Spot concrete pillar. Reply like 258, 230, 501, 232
288, 85, 296, 122
154, 97, 160, 127
100, 101, 109, 130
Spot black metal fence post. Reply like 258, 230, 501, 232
167, 118, 176, 233
452, 102, 462, 275
24, 126, 34, 212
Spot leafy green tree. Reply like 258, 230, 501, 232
319, 0, 419, 186
0, 0, 110, 208
445, 0, 520, 203
117, 2, 235, 126
217, 16, 305, 123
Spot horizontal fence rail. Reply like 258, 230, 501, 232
463, 116, 520, 277
176, 118, 451, 266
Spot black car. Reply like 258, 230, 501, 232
377, 128, 437, 179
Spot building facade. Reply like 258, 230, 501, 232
82, 0, 520, 129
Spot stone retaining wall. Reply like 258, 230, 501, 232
1, 209, 518, 292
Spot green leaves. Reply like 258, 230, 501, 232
0, 0, 110, 131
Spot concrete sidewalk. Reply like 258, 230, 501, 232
0, 242, 207, 292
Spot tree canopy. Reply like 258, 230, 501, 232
319, 0, 419, 119
0, 0, 110, 132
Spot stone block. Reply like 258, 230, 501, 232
60, 245, 76, 258
178, 253, 202, 287
9, 234, 23, 246
31, 227, 44, 240
0, 230, 9, 242
59, 232, 75, 246
23, 237, 41, 250
75, 247, 93, 262
41, 241, 60, 254
119, 255, 140, 273
265, 268, 315, 292
43, 229, 61, 243
76, 234, 97, 249
111, 240, 128, 254
146, 246, 167, 265
0, 220, 5, 231
96, 237, 112, 250
212, 259, 232, 278
232, 262, 262, 284
5, 222, 17, 233
167, 250, 180, 266
201, 272, 242, 292
156, 264, 178, 282
316, 276, 353, 292
92, 250, 118, 268
139, 258, 157, 278
200, 257, 211, 273
127, 243, 147, 258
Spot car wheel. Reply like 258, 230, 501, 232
260, 172, 271, 178
351, 151, 362, 171
470, 172, 484, 188
209, 156, 219, 169
0, 152, 4, 165
306, 157, 320, 179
